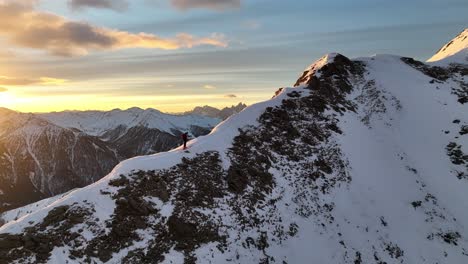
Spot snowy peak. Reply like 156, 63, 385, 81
294, 52, 359, 88
428, 28, 468, 63
297, 53, 340, 83
0, 111, 55, 138
294, 53, 353, 87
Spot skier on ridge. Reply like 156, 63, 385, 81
181, 132, 189, 150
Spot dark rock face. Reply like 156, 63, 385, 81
108, 126, 180, 159
0, 116, 119, 213
189, 125, 211, 137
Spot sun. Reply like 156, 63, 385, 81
0, 91, 16, 109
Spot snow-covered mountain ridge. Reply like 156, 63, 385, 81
0, 30, 467, 263
0, 107, 223, 213
41, 107, 224, 160
40, 107, 220, 138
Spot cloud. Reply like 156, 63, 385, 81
224, 94, 237, 98
69, 0, 128, 11
170, 0, 241, 11
70, 0, 242, 12
242, 20, 261, 30
0, 1, 228, 56
0, 76, 68, 86
203, 84, 216, 89
0, 87, 7, 92
0, 50, 15, 59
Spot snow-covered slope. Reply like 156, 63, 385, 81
0, 35, 467, 264
0, 191, 73, 227
40, 107, 220, 138
428, 28, 467, 64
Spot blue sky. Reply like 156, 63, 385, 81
0, 0, 467, 112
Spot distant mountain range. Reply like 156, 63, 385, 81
39, 107, 223, 159
184, 103, 247, 120
0, 104, 245, 212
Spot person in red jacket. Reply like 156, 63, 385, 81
181, 132, 189, 150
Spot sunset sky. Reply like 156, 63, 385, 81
0, 0, 467, 113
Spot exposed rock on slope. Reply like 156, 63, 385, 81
0, 33, 467, 263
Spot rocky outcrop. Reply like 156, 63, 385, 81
109, 126, 180, 159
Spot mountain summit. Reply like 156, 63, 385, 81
0, 33, 467, 263
428, 28, 468, 64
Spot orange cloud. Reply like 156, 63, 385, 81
0, 1, 228, 56
0, 87, 7, 92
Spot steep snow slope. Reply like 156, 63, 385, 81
41, 107, 220, 138
0, 39, 467, 263
0, 191, 73, 227
428, 28, 467, 64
